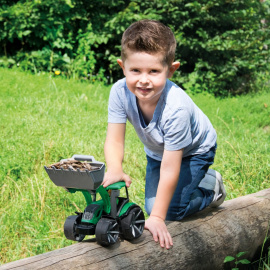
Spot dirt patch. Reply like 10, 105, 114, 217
263, 125, 270, 133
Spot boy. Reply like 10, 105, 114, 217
102, 19, 226, 249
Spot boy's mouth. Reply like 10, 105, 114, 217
137, 87, 152, 93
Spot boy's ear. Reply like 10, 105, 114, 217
117, 59, 125, 73
167, 61, 180, 78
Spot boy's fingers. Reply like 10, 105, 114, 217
102, 179, 110, 187
164, 232, 173, 249
158, 233, 165, 248
158, 230, 171, 249
145, 217, 173, 249
156, 228, 173, 249
152, 231, 159, 243
168, 232, 173, 246
122, 174, 132, 187
102, 171, 130, 187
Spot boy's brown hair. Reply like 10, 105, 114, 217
121, 19, 177, 66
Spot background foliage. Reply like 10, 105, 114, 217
0, 0, 270, 96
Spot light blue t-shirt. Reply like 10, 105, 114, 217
108, 78, 217, 161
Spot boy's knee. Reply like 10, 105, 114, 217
144, 197, 155, 216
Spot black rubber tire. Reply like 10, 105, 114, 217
64, 215, 85, 242
95, 218, 119, 246
120, 206, 145, 240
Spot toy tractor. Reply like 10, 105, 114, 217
44, 155, 145, 246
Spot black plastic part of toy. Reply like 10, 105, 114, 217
82, 204, 101, 221
64, 215, 86, 242
120, 206, 145, 241
76, 223, 96, 235
95, 218, 120, 246
110, 189, 120, 218
116, 197, 129, 217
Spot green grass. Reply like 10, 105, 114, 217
0, 68, 269, 265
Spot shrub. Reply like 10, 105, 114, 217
168, 0, 270, 96
0, 0, 269, 96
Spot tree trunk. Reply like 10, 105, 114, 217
1, 189, 270, 270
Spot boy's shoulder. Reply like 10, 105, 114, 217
164, 80, 193, 109
110, 78, 128, 98
165, 79, 186, 96
112, 78, 126, 89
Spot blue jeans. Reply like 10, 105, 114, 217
145, 145, 216, 221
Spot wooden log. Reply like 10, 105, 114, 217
1, 189, 270, 270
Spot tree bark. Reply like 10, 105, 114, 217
1, 189, 270, 270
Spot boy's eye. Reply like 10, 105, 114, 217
131, 69, 139, 73
151, 70, 159, 73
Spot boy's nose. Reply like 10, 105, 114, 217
139, 74, 149, 84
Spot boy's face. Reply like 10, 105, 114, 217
117, 51, 180, 105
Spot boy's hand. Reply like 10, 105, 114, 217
144, 215, 173, 249
102, 170, 132, 188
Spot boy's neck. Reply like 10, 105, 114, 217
137, 98, 158, 125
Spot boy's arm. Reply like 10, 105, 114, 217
102, 123, 131, 188
145, 148, 183, 249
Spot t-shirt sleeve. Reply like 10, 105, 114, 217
163, 108, 192, 151
108, 82, 127, 124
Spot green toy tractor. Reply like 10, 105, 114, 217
44, 155, 145, 246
